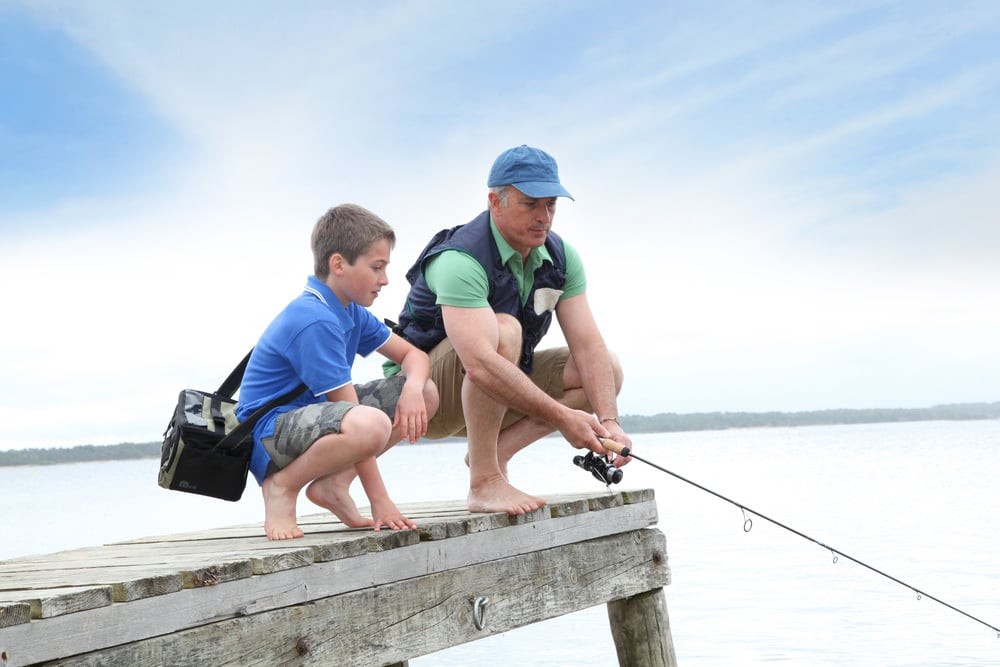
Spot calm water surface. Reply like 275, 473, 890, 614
1, 420, 998, 666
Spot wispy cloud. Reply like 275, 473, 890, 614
2, 1, 998, 448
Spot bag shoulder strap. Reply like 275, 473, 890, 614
217, 349, 254, 398
215, 380, 307, 451
211, 348, 309, 450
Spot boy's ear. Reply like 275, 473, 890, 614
328, 253, 345, 275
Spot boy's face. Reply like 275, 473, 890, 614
330, 238, 392, 307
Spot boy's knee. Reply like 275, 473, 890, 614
347, 406, 393, 456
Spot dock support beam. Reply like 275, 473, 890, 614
1, 491, 671, 666
608, 588, 678, 667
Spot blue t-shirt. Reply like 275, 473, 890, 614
236, 275, 391, 483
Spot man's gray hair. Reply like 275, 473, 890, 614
489, 185, 510, 206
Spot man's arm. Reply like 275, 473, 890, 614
555, 292, 631, 450
441, 304, 610, 451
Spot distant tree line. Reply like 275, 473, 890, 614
1, 402, 997, 467
619, 401, 1000, 433
0, 442, 160, 467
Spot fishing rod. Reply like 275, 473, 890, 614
588, 438, 1000, 637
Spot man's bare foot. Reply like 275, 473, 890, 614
464, 451, 509, 481
305, 470, 375, 528
468, 476, 546, 515
262, 476, 305, 540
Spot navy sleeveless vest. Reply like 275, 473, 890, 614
396, 211, 567, 373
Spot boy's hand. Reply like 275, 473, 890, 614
394, 382, 429, 444
370, 498, 417, 532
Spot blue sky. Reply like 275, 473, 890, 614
1, 1, 999, 449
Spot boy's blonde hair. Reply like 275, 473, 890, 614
311, 204, 396, 278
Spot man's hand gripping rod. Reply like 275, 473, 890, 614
599, 437, 631, 458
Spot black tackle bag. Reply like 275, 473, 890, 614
158, 350, 305, 501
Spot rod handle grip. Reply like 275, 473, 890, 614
599, 437, 631, 457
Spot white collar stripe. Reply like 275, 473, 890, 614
304, 285, 329, 306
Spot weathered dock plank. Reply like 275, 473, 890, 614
0, 602, 31, 629
45, 529, 669, 666
0, 489, 671, 666
0, 560, 248, 600
0, 586, 113, 620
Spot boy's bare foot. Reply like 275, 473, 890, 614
262, 476, 305, 540
305, 470, 375, 528
370, 498, 418, 532
468, 476, 545, 515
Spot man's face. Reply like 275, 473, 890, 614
489, 186, 558, 258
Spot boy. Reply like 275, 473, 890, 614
236, 204, 438, 540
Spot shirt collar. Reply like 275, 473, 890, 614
304, 275, 353, 327
489, 214, 552, 266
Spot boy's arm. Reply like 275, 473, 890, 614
355, 457, 417, 531
378, 333, 433, 443
324, 383, 415, 531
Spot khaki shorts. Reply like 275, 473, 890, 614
262, 374, 406, 476
425, 338, 569, 439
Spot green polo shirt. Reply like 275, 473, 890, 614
425, 217, 586, 307
383, 218, 585, 377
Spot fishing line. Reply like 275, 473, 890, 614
599, 438, 1000, 637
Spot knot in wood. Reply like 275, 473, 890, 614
295, 638, 310, 656
195, 566, 221, 587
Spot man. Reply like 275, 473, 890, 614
392, 145, 631, 515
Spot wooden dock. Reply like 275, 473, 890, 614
0, 488, 676, 666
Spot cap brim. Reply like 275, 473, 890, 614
511, 181, 575, 201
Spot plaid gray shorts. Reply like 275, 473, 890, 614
261, 374, 406, 476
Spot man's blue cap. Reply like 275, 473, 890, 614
487, 145, 574, 200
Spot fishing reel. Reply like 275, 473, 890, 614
573, 450, 623, 486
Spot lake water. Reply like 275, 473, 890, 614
2, 420, 998, 666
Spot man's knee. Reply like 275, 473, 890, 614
495, 313, 523, 363
609, 349, 624, 394
563, 349, 624, 395
424, 379, 440, 419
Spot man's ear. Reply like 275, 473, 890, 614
487, 191, 503, 217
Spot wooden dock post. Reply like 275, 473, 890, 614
0, 489, 676, 666
608, 588, 678, 666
